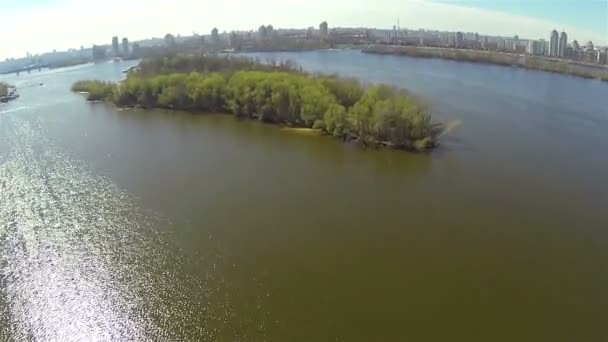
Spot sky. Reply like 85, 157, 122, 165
0, 0, 606, 60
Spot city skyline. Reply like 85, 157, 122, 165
1, 0, 606, 60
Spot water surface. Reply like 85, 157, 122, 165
1, 52, 607, 341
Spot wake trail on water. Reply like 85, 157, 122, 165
0, 115, 245, 341
0, 106, 30, 116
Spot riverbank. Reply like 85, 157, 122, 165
363, 45, 608, 81
72, 54, 444, 152
0, 82, 19, 103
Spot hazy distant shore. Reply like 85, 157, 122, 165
363, 45, 608, 81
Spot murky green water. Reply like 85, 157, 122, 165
1, 52, 607, 341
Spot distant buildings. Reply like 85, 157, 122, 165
526, 40, 539, 55
549, 30, 559, 57
112, 36, 120, 57
572, 40, 580, 54
517, 30, 607, 64
455, 32, 464, 48
558, 31, 568, 57
481, 36, 489, 49
597, 49, 604, 64
122, 38, 129, 56
538, 39, 547, 56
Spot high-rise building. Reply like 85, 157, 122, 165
558, 31, 568, 57
111, 36, 119, 57
527, 40, 544, 55
122, 38, 129, 56
549, 30, 559, 57
526, 40, 535, 54
538, 39, 547, 55
455, 32, 464, 48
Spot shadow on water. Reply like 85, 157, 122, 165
109, 107, 435, 181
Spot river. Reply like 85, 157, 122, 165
0, 51, 607, 341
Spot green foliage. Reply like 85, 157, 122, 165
137, 54, 300, 76
323, 103, 348, 137
320, 21, 329, 36
72, 56, 442, 151
164, 33, 176, 47
319, 77, 364, 108
211, 28, 219, 43
258, 25, 268, 38
71, 80, 114, 101
0, 82, 9, 97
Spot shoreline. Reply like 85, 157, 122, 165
86, 102, 439, 151
363, 45, 608, 82
72, 54, 445, 152
0, 83, 19, 103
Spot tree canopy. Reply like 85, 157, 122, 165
320, 21, 329, 36
164, 33, 176, 47
72, 54, 442, 151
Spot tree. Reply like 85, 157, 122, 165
320, 21, 329, 36
164, 33, 176, 47
258, 25, 268, 39
92, 45, 107, 61
306, 27, 314, 39
211, 28, 219, 43
72, 54, 441, 151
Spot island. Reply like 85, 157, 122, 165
363, 45, 608, 81
71, 54, 444, 152
0, 82, 19, 103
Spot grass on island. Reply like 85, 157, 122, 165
71, 80, 114, 101
72, 54, 445, 152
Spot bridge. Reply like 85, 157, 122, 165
0, 63, 51, 76
14, 63, 51, 75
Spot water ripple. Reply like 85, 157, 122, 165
0, 116, 238, 341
